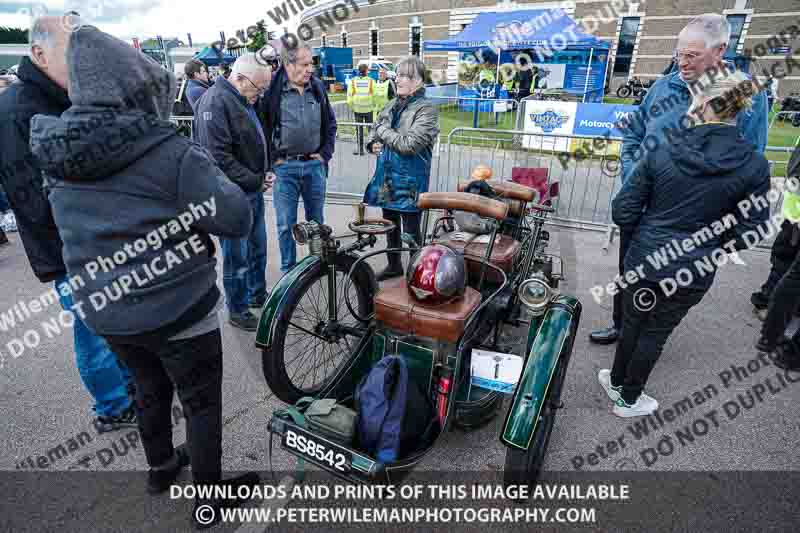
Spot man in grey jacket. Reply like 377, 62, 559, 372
30, 26, 259, 527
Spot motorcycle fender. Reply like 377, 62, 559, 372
500, 295, 581, 451
255, 256, 319, 349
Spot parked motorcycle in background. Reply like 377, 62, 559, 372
777, 93, 800, 127
616, 76, 653, 101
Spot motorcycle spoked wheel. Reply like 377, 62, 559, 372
616, 85, 632, 98
262, 254, 376, 404
502, 342, 571, 496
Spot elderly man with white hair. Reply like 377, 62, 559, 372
0, 16, 137, 431
589, 13, 769, 346
195, 53, 273, 331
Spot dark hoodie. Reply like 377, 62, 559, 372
0, 56, 71, 282
29, 26, 252, 338
612, 123, 770, 290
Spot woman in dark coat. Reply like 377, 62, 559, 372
363, 56, 439, 280
601, 71, 771, 418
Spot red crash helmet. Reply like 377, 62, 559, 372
406, 244, 467, 303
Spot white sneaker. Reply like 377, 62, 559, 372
613, 394, 659, 418
598, 369, 622, 403
2, 212, 16, 232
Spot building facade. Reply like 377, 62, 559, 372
298, 0, 800, 96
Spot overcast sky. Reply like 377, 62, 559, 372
0, 0, 303, 44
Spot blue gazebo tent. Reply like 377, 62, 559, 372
424, 8, 610, 101
194, 46, 236, 66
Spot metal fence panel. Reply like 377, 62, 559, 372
443, 127, 621, 231
169, 114, 796, 249
326, 120, 378, 200
428, 95, 521, 133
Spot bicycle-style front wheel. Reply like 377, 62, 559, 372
262, 254, 376, 404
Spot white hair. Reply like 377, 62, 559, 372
683, 13, 731, 49
29, 17, 54, 47
230, 53, 269, 78
29, 15, 77, 49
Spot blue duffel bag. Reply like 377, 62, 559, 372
354, 355, 434, 463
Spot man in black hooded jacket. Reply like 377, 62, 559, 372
0, 16, 135, 431
30, 25, 260, 528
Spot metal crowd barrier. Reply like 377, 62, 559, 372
326, 120, 379, 202
442, 127, 621, 232
171, 115, 193, 138
427, 96, 521, 133
169, 114, 795, 250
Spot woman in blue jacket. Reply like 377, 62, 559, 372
364, 56, 439, 280
602, 71, 771, 418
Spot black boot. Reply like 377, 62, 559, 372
376, 259, 404, 282
0, 228, 8, 246
774, 340, 800, 371
377, 226, 404, 282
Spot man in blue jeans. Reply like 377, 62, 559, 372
57, 278, 135, 429
196, 54, 272, 330
0, 17, 134, 430
259, 44, 337, 272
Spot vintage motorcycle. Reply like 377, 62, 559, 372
616, 76, 652, 99
255, 177, 581, 490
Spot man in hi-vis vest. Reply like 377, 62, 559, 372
348, 63, 374, 156
373, 69, 395, 114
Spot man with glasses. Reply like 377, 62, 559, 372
590, 13, 768, 345
195, 54, 273, 331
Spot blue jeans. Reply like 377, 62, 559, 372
56, 275, 133, 417
0, 186, 9, 213
221, 192, 267, 314
273, 159, 327, 272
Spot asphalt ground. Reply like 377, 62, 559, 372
1, 201, 799, 532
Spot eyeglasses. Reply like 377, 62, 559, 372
239, 73, 266, 96
675, 50, 704, 62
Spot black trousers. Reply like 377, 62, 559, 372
612, 230, 634, 329
611, 280, 706, 404
762, 246, 800, 345
108, 329, 223, 485
354, 112, 373, 153
761, 220, 800, 296
382, 209, 421, 268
